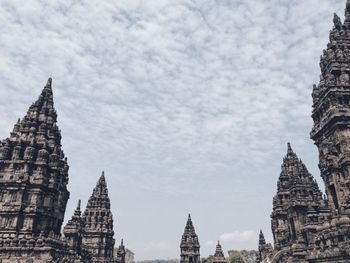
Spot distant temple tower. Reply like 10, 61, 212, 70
256, 230, 272, 263
311, 0, 350, 213
180, 214, 200, 263
81, 172, 116, 261
116, 239, 126, 263
63, 200, 84, 256
212, 241, 226, 263
270, 143, 324, 249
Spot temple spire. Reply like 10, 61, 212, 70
259, 230, 266, 246
334, 13, 342, 29
287, 142, 294, 156
0, 78, 69, 238
74, 200, 81, 217
180, 214, 200, 263
257, 230, 272, 263
212, 240, 226, 263
116, 238, 126, 263
81, 172, 115, 260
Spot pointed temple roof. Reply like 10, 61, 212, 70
0, 78, 70, 236
63, 200, 84, 235
0, 78, 67, 171
273, 143, 323, 206
212, 241, 226, 263
11, 78, 61, 143
82, 171, 114, 232
116, 239, 126, 258
259, 230, 266, 246
180, 214, 200, 248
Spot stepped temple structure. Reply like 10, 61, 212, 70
257, 0, 350, 262
180, 215, 201, 263
0, 79, 126, 262
179, 215, 228, 263
211, 241, 226, 263
256, 231, 272, 263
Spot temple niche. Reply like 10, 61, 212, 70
0, 79, 126, 263
257, 0, 350, 262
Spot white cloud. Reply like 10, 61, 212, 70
220, 230, 256, 243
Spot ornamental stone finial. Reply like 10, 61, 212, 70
334, 13, 342, 29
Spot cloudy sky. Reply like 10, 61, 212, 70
0, 0, 346, 260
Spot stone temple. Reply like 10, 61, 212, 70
0, 79, 126, 262
257, 0, 350, 262
179, 215, 226, 263
180, 215, 201, 263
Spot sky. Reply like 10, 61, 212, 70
0, 0, 347, 260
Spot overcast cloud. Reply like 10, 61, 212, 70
0, 0, 346, 260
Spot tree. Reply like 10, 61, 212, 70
227, 250, 245, 263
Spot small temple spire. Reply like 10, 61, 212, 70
74, 200, 81, 217
184, 213, 195, 233
257, 230, 272, 263
46, 77, 52, 88
213, 240, 226, 263
92, 171, 108, 198
180, 214, 200, 263
81, 172, 115, 260
334, 13, 342, 29
259, 230, 266, 245
116, 238, 126, 263
287, 142, 293, 155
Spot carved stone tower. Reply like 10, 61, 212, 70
116, 239, 126, 263
82, 172, 116, 262
311, 0, 350, 213
271, 143, 324, 249
256, 230, 272, 263
63, 200, 84, 256
0, 79, 71, 261
180, 214, 200, 263
212, 241, 226, 263
0, 78, 69, 237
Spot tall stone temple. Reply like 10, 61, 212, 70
180, 215, 201, 263
258, 0, 350, 262
0, 79, 126, 262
